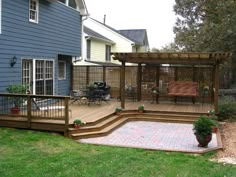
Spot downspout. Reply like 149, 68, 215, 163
81, 15, 89, 59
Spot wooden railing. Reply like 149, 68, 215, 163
0, 93, 70, 135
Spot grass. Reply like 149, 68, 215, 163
0, 128, 236, 177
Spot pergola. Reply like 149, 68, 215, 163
112, 52, 232, 112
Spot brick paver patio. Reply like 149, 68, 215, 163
79, 121, 219, 153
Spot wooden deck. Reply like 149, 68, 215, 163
69, 100, 213, 124
0, 100, 212, 135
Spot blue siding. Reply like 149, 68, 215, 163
0, 0, 81, 94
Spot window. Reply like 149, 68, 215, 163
105, 45, 111, 61
87, 40, 91, 60
29, 0, 39, 23
0, 0, 2, 34
58, 61, 66, 80
58, 0, 77, 9
69, 0, 77, 8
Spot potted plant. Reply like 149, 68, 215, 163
193, 116, 215, 147
115, 107, 122, 115
6, 84, 28, 114
73, 119, 84, 128
138, 104, 144, 113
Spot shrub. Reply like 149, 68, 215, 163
6, 84, 29, 108
218, 102, 236, 121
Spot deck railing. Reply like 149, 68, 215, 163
0, 93, 70, 134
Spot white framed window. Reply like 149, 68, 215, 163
0, 0, 2, 34
29, 0, 39, 23
58, 61, 66, 80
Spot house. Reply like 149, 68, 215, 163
81, 17, 149, 65
0, 0, 88, 95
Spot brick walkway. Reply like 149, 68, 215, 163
79, 121, 220, 153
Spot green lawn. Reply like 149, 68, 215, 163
0, 128, 235, 177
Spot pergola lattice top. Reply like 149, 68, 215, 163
111, 52, 232, 65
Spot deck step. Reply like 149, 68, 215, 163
71, 117, 129, 139
68, 115, 120, 134
70, 116, 197, 140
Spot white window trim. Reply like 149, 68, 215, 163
58, 61, 66, 80
29, 0, 39, 23
0, 0, 2, 34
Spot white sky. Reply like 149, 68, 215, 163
84, 0, 176, 49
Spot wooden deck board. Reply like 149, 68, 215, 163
69, 100, 212, 124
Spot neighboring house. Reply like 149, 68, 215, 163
83, 26, 115, 63
118, 29, 149, 52
81, 17, 149, 64
0, 0, 88, 95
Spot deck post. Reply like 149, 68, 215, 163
64, 97, 69, 136
70, 63, 74, 91
156, 65, 160, 103
137, 63, 142, 101
27, 95, 32, 128
120, 61, 125, 108
214, 61, 220, 112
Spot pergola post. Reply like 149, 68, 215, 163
156, 65, 160, 103
120, 61, 126, 109
214, 62, 220, 112
137, 63, 142, 101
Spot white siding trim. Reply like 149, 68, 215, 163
0, 0, 2, 34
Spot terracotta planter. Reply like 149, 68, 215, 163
212, 126, 218, 133
196, 134, 212, 147
116, 112, 121, 115
138, 110, 144, 113
10, 107, 20, 114
74, 124, 81, 128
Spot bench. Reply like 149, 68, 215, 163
167, 81, 198, 103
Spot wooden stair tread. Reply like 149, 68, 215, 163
122, 112, 201, 117
71, 118, 128, 137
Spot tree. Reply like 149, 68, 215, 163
173, 0, 236, 84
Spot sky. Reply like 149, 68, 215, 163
84, 0, 177, 49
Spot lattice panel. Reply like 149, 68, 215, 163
73, 66, 87, 90
89, 67, 103, 84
